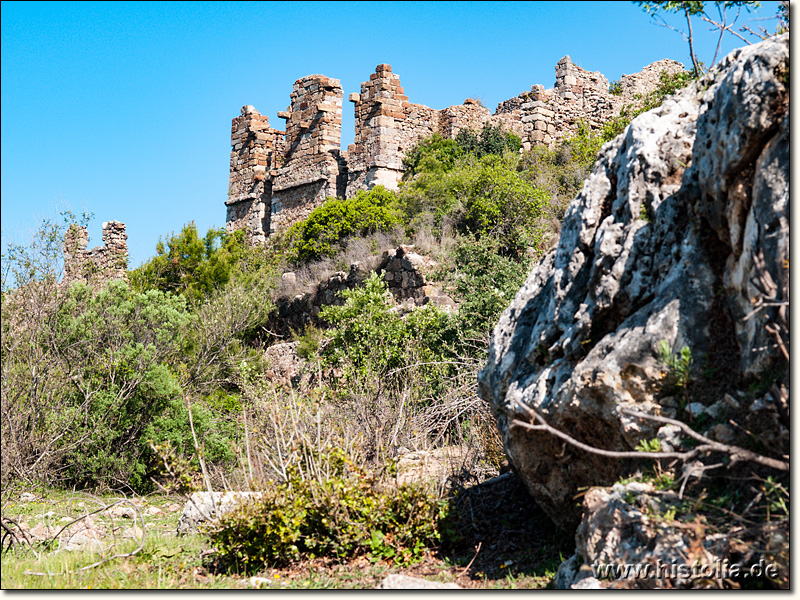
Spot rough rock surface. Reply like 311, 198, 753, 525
555, 482, 724, 589
395, 446, 469, 486
263, 341, 308, 387
477, 35, 789, 531
376, 574, 461, 589
177, 491, 263, 534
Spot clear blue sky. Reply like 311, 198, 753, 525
1, 1, 781, 268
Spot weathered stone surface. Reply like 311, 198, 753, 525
477, 35, 789, 531
269, 246, 456, 338
63, 221, 128, 283
263, 341, 308, 387
177, 491, 263, 534
376, 574, 461, 589
395, 446, 468, 486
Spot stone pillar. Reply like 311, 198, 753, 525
351, 64, 408, 190
281, 74, 343, 162
226, 105, 283, 244
101, 221, 128, 279
270, 75, 345, 234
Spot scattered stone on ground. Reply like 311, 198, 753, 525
376, 574, 461, 589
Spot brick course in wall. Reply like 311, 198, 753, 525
227, 56, 684, 241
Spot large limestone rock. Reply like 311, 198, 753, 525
478, 35, 789, 531
177, 491, 263, 534
376, 574, 461, 589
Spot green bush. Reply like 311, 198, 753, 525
402, 124, 521, 181
207, 445, 446, 571
447, 236, 532, 340
287, 186, 402, 262
399, 152, 549, 257
460, 154, 549, 255
320, 272, 457, 385
130, 222, 248, 305
402, 133, 464, 179
50, 281, 195, 490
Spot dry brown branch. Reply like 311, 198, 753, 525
1, 517, 40, 559
459, 541, 482, 578
510, 402, 788, 472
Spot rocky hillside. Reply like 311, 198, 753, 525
478, 34, 789, 586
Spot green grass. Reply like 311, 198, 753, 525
2, 488, 563, 589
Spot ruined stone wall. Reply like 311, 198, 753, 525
270, 245, 456, 337
225, 106, 284, 244
497, 56, 684, 148
63, 221, 128, 282
270, 75, 346, 235
227, 56, 685, 241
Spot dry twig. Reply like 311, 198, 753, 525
510, 402, 788, 471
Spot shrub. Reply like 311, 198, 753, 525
184, 271, 275, 393
206, 444, 446, 571
2, 276, 204, 490
402, 134, 464, 179
447, 235, 532, 341
130, 223, 248, 305
399, 152, 549, 257
287, 186, 402, 262
460, 154, 549, 255
403, 124, 521, 181
320, 272, 458, 386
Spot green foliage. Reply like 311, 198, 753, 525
51, 280, 199, 490
130, 222, 248, 305
402, 134, 465, 179
207, 445, 446, 571
461, 154, 549, 254
399, 152, 549, 257
320, 273, 457, 384
455, 122, 522, 159
402, 123, 521, 181
292, 325, 326, 360
658, 340, 693, 392
609, 80, 623, 96
635, 438, 663, 453
448, 236, 532, 340
287, 186, 402, 262
657, 340, 693, 411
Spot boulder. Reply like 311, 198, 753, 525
264, 341, 308, 387
478, 35, 789, 531
376, 574, 461, 589
177, 491, 263, 534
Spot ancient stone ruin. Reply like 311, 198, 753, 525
226, 57, 684, 242
270, 244, 456, 338
63, 221, 128, 282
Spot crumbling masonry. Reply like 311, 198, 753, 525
63, 221, 128, 282
226, 56, 683, 242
